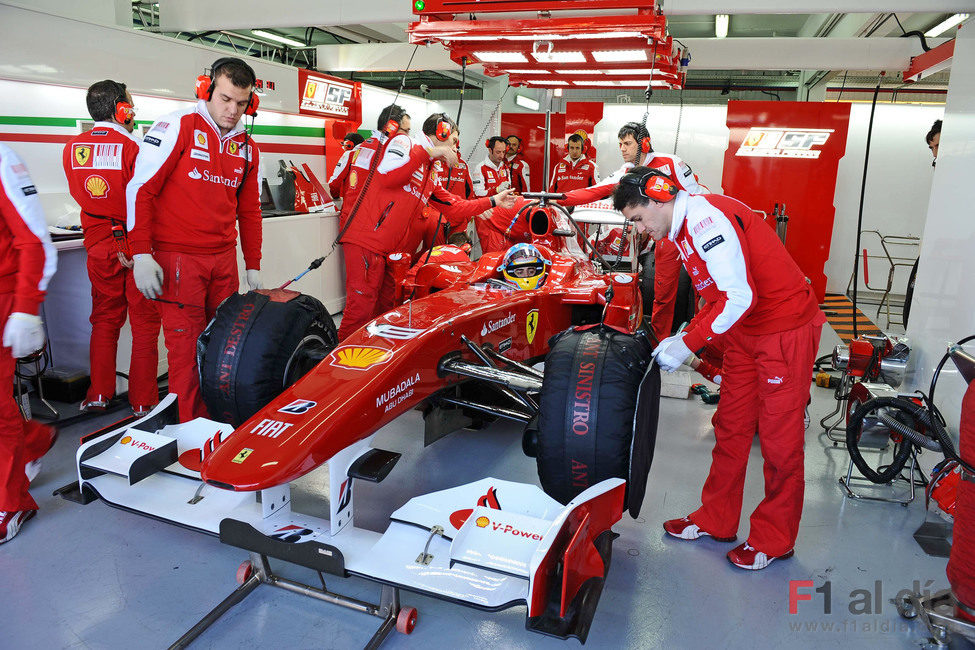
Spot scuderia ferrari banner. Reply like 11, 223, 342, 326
721, 101, 851, 302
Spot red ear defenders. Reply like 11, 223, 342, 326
342, 140, 355, 151
195, 57, 259, 116
433, 114, 453, 142
621, 168, 678, 202
114, 99, 134, 125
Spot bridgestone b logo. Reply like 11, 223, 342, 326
736, 128, 833, 159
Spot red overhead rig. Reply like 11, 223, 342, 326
408, 1, 685, 91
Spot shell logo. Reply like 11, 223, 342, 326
475, 516, 489, 528
84, 175, 109, 199
196, 132, 206, 147
120, 436, 132, 445
329, 345, 393, 371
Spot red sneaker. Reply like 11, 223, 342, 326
727, 542, 794, 570
663, 516, 737, 542
0, 510, 37, 544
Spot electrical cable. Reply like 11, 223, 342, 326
673, 86, 684, 154
851, 73, 883, 339
466, 86, 509, 162
836, 71, 848, 102
457, 56, 467, 128
642, 39, 658, 128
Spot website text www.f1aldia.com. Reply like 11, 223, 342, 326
788, 619, 915, 634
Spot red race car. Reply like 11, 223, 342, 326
64, 195, 662, 646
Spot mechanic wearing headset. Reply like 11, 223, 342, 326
62, 80, 161, 415
333, 106, 411, 231
471, 136, 515, 254
127, 57, 263, 422
505, 135, 531, 194
613, 166, 824, 570
0, 143, 58, 544
336, 113, 517, 341
549, 132, 600, 193
561, 122, 706, 343
326, 131, 365, 206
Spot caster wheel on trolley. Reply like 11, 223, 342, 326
235, 560, 254, 585
396, 607, 418, 634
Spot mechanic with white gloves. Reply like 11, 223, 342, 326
0, 143, 58, 544
126, 57, 263, 422
613, 166, 825, 571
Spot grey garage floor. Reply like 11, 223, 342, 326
0, 323, 964, 650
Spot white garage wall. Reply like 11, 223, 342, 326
825, 103, 943, 297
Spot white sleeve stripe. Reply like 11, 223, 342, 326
0, 146, 57, 291
126, 114, 184, 231
328, 149, 351, 184
690, 204, 752, 335
376, 135, 413, 175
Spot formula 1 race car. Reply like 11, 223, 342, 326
61, 195, 662, 646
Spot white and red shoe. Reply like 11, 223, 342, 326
24, 423, 58, 484
727, 542, 794, 570
0, 510, 37, 544
663, 516, 737, 542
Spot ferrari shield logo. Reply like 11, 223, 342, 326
228, 141, 239, 156
73, 145, 92, 167
231, 448, 253, 464
526, 309, 539, 344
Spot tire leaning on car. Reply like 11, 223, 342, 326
197, 289, 338, 427
536, 326, 660, 517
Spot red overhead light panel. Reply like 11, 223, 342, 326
408, 1, 684, 90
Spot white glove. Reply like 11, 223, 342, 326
133, 253, 164, 300
3, 312, 45, 358
653, 333, 692, 373
246, 269, 263, 291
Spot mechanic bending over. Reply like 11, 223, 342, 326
613, 166, 825, 571
127, 57, 263, 423
62, 80, 161, 415
336, 113, 517, 341
0, 143, 58, 545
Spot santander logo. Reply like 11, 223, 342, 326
188, 167, 202, 180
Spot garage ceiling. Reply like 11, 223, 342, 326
132, 3, 962, 103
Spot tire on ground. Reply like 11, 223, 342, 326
536, 326, 655, 507
198, 289, 337, 427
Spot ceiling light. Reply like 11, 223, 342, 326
251, 29, 305, 48
526, 80, 569, 85
473, 51, 528, 63
532, 51, 587, 63
552, 69, 594, 75
499, 31, 645, 41
715, 15, 729, 39
515, 94, 540, 110
925, 13, 969, 37
504, 69, 548, 74
574, 80, 620, 86
592, 50, 647, 62
554, 88, 563, 97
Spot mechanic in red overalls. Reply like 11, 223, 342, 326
549, 133, 599, 193
62, 80, 160, 415
0, 143, 58, 544
127, 57, 263, 422
505, 135, 531, 194
471, 137, 515, 254
326, 131, 365, 206
337, 114, 516, 341
413, 136, 476, 253
613, 166, 825, 570
332, 108, 411, 230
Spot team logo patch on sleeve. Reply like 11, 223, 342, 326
143, 136, 162, 147
72, 143, 123, 170
701, 235, 725, 252
190, 149, 210, 161
21, 185, 37, 196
